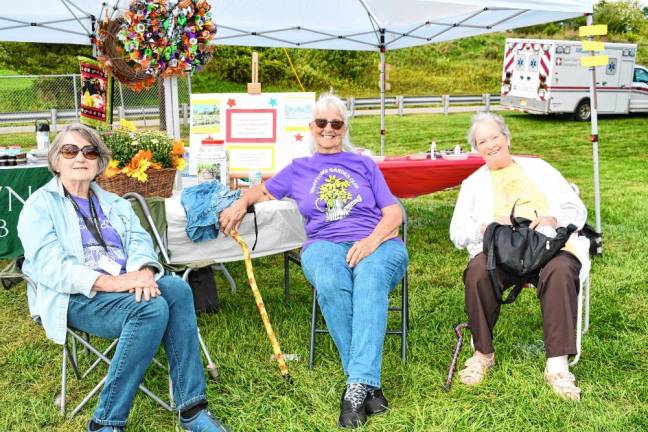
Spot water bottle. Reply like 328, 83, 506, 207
430, 141, 437, 160
454, 144, 461, 155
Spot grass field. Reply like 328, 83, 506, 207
1, 111, 647, 431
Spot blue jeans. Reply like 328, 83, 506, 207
301, 239, 408, 388
67, 275, 206, 427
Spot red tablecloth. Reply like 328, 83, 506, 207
377, 155, 485, 198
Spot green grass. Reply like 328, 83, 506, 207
1, 112, 647, 431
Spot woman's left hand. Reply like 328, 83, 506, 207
346, 236, 380, 268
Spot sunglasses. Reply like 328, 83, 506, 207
313, 119, 345, 130
61, 144, 99, 160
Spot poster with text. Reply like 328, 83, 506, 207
189, 92, 315, 176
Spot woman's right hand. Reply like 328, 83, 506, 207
219, 198, 248, 236
480, 216, 511, 235
94, 269, 160, 302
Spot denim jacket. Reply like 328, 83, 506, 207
17, 177, 163, 344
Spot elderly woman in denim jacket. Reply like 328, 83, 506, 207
220, 95, 408, 429
18, 123, 228, 432
450, 113, 588, 401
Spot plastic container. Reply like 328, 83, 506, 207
430, 141, 437, 160
197, 137, 228, 185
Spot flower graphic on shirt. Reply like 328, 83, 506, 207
318, 175, 352, 208
315, 174, 362, 222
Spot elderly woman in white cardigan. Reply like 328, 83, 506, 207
449, 112, 587, 401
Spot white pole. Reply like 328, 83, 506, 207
379, 29, 386, 156
163, 77, 181, 139
586, 14, 602, 235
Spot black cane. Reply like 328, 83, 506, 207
443, 322, 470, 392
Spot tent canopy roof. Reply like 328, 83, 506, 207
1, 0, 594, 49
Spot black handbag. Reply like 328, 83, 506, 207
482, 203, 577, 304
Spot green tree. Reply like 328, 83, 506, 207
595, 1, 647, 34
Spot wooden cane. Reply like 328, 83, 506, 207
231, 230, 292, 383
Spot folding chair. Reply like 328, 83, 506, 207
283, 200, 409, 369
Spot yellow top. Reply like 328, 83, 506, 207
491, 162, 580, 262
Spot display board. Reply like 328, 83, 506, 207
189, 92, 315, 175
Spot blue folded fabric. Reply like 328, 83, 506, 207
181, 181, 241, 243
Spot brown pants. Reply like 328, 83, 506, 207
463, 251, 581, 358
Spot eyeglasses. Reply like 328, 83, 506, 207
61, 144, 99, 160
312, 119, 345, 130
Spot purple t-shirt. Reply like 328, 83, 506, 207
265, 152, 397, 249
71, 195, 127, 275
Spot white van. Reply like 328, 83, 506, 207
500, 38, 648, 120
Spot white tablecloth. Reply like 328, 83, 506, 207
165, 195, 306, 265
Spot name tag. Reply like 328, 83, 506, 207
98, 255, 122, 276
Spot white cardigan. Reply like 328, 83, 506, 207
450, 156, 587, 259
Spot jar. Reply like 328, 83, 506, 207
197, 137, 228, 185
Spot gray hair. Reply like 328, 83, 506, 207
308, 93, 355, 154
48, 123, 112, 177
466, 112, 511, 151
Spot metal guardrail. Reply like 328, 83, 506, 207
0, 94, 500, 130
346, 94, 501, 116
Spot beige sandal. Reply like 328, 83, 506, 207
544, 370, 581, 401
459, 352, 494, 386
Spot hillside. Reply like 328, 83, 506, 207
0, 2, 646, 97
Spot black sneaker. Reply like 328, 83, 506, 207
365, 388, 388, 415
338, 383, 368, 429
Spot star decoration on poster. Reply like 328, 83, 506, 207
294, 133, 303, 141
268, 98, 278, 107
227, 98, 236, 108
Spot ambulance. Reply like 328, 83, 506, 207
500, 38, 648, 120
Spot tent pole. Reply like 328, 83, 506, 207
379, 29, 386, 156
586, 13, 602, 236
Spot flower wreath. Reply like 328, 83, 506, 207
96, 0, 216, 91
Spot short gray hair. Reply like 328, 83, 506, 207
308, 93, 355, 154
466, 112, 511, 150
48, 123, 112, 177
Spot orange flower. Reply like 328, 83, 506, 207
128, 150, 153, 169
103, 160, 122, 178
172, 139, 185, 156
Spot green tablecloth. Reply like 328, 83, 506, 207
0, 165, 53, 259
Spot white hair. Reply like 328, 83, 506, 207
466, 112, 511, 151
308, 93, 355, 154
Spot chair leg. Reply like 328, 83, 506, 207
569, 279, 585, 367
401, 274, 409, 362
60, 345, 67, 415
584, 276, 590, 334
197, 327, 219, 380
309, 287, 318, 370
213, 263, 236, 294
66, 330, 174, 414
283, 252, 290, 304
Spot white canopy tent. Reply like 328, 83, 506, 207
1, 0, 603, 232
1, 0, 594, 151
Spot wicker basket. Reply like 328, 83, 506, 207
97, 168, 176, 198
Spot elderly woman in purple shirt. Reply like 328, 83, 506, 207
220, 94, 408, 429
